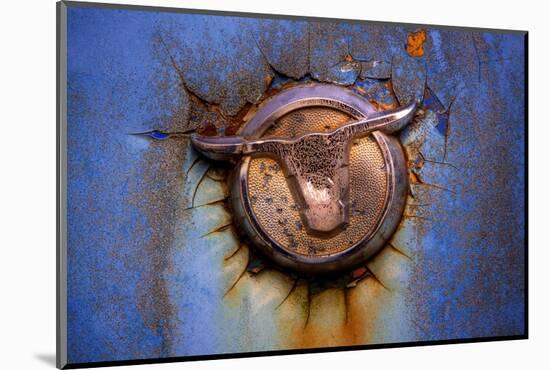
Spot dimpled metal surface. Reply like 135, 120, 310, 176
247, 107, 388, 256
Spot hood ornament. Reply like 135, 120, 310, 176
191, 84, 416, 274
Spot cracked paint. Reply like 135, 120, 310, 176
392, 51, 427, 105
359, 60, 392, 80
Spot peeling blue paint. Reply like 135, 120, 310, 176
64, 4, 526, 365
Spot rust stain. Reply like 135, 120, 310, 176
409, 171, 420, 184
351, 266, 368, 279
224, 103, 253, 136
197, 121, 218, 136
272, 241, 411, 348
363, 80, 401, 112
355, 85, 367, 94
406, 30, 427, 57
287, 288, 357, 348
344, 54, 354, 62
189, 78, 303, 137
264, 74, 274, 88
278, 275, 393, 348
370, 100, 399, 111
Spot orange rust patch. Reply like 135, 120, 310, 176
281, 278, 392, 348
264, 74, 273, 88
290, 288, 357, 348
354, 85, 367, 95
370, 100, 399, 111
352, 266, 368, 279
344, 54, 354, 62
197, 121, 218, 136
406, 30, 427, 57
409, 171, 420, 184
224, 103, 253, 136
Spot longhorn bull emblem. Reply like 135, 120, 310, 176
191, 102, 416, 237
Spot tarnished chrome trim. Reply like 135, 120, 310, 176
198, 83, 413, 274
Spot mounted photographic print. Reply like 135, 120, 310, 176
57, 1, 528, 368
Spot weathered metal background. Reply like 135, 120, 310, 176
65, 4, 526, 364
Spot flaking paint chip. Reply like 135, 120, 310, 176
406, 30, 427, 57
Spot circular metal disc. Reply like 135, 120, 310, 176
230, 83, 408, 274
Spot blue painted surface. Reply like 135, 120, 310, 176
65, 4, 526, 365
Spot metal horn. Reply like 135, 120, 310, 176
190, 102, 417, 236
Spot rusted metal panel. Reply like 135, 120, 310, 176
65, 4, 526, 364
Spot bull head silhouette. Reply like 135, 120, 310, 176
191, 102, 416, 237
